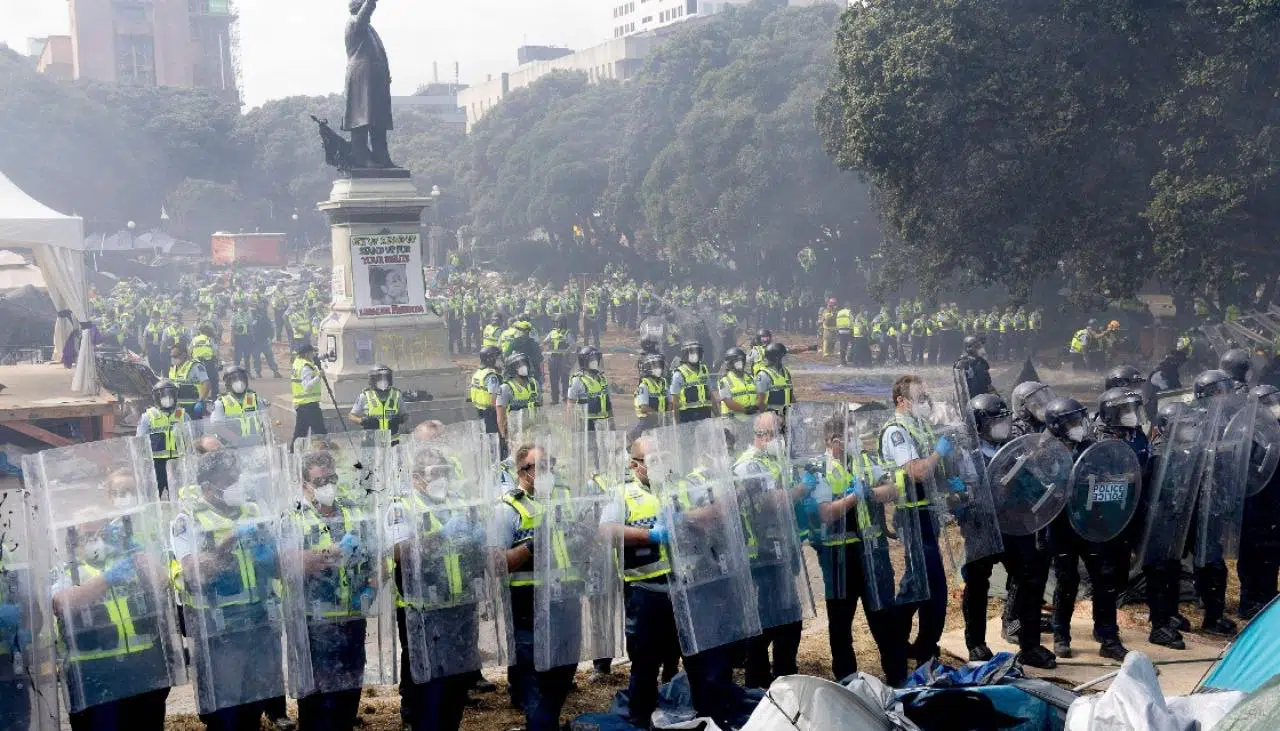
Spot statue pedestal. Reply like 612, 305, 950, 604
316, 173, 465, 417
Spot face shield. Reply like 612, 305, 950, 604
1024, 386, 1057, 424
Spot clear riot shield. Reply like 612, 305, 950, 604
281, 435, 396, 701
987, 433, 1073, 536
1239, 406, 1280, 497
183, 409, 274, 451
850, 408, 931, 611
396, 421, 513, 683
787, 402, 846, 547
1197, 396, 1256, 566
1065, 439, 1143, 543
919, 422, 1004, 574
0, 489, 59, 731
169, 443, 288, 715
1138, 408, 1207, 567
730, 415, 817, 630
22, 438, 186, 716
648, 421, 761, 655
531, 426, 625, 672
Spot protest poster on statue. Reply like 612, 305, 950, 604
350, 232, 427, 318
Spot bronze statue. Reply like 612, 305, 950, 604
343, 0, 395, 168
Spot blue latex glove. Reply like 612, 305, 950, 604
0, 603, 20, 631
842, 486, 859, 499
104, 556, 137, 585
338, 533, 360, 559
801, 471, 820, 492
648, 526, 669, 545
235, 522, 258, 541
356, 585, 377, 611
946, 476, 967, 494
935, 436, 954, 458
252, 540, 277, 564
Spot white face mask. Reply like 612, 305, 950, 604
159, 395, 176, 410
1067, 425, 1087, 443
989, 421, 1012, 443
1119, 412, 1140, 428
221, 485, 248, 508
82, 538, 107, 564
588, 360, 600, 371
426, 479, 449, 502
1268, 404, 1280, 421
687, 352, 700, 364
765, 438, 785, 459
517, 365, 529, 378
734, 360, 745, 372
376, 379, 391, 391
650, 367, 663, 378
313, 485, 337, 507
230, 379, 247, 395
912, 401, 933, 421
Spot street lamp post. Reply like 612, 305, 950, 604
429, 185, 442, 268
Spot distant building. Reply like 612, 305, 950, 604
610, 0, 842, 39
517, 45, 574, 65
66, 0, 239, 100
392, 82, 469, 133
29, 36, 74, 80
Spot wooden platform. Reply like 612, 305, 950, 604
0, 363, 118, 446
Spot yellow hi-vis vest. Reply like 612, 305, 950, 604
1069, 329, 1087, 354
759, 365, 793, 409
634, 376, 668, 417
506, 377, 540, 414
500, 490, 571, 587
820, 455, 878, 546
482, 324, 500, 349
733, 448, 784, 559
169, 359, 201, 409
172, 503, 265, 610
470, 367, 498, 410
294, 504, 370, 619
362, 388, 402, 442
835, 309, 852, 330
675, 363, 711, 410
392, 493, 463, 609
879, 416, 935, 510
573, 371, 612, 419
145, 406, 185, 459
292, 357, 322, 406
190, 333, 216, 361
217, 392, 261, 437
719, 371, 756, 415
621, 483, 670, 582
59, 563, 156, 662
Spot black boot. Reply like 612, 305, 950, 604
1099, 639, 1130, 661
1148, 626, 1186, 650
1018, 645, 1057, 669
1202, 617, 1238, 637
968, 644, 993, 662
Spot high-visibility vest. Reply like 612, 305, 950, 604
675, 363, 710, 410
506, 377, 540, 414
498, 327, 519, 354
169, 359, 201, 409
173, 502, 266, 610
733, 448, 784, 557
719, 371, 756, 415
217, 392, 261, 437
835, 309, 852, 330
748, 345, 766, 374
59, 563, 156, 662
879, 416, 935, 509
545, 329, 570, 356
500, 491, 570, 587
573, 371, 612, 419
634, 376, 668, 417
482, 324, 500, 349
1069, 329, 1087, 354
621, 483, 670, 582
820, 455, 877, 546
292, 357, 322, 406
470, 367, 498, 410
191, 333, 216, 361
392, 493, 463, 609
145, 406, 185, 458
362, 388, 402, 440
294, 504, 370, 618
760, 365, 793, 408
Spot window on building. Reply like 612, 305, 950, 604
114, 4, 149, 25
115, 33, 156, 85
642, 15, 652, 22
687, 0, 698, 15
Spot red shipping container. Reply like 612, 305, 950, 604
211, 233, 288, 267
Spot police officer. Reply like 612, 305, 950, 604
1010, 380, 1057, 438
190, 324, 221, 398
1095, 387, 1150, 463
493, 443, 576, 731
169, 341, 211, 419
754, 342, 793, 414
542, 316, 573, 405
481, 314, 502, 352
566, 346, 614, 430
955, 335, 993, 397
808, 413, 908, 682
291, 343, 328, 441
349, 364, 405, 445
961, 394, 1057, 668
669, 341, 716, 424
1189, 369, 1241, 637
470, 346, 503, 434
1239, 385, 1280, 619
747, 330, 772, 374
633, 353, 669, 432
1142, 401, 1192, 649
718, 347, 758, 418
136, 379, 189, 496
879, 375, 953, 666
210, 365, 268, 439
1220, 348, 1253, 392
495, 352, 541, 445
1043, 397, 1129, 660
835, 303, 853, 366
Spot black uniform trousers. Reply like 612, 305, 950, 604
69, 688, 170, 731
961, 533, 1048, 652
296, 621, 367, 731
396, 608, 470, 731
898, 519, 948, 665
1239, 478, 1280, 612
838, 332, 851, 365
546, 356, 569, 405
817, 542, 903, 684
622, 584, 685, 727
1049, 514, 1126, 644
293, 402, 328, 441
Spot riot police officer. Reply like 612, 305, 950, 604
349, 364, 405, 445
496, 352, 541, 445
718, 347, 757, 418
955, 335, 993, 397
470, 346, 503, 435
1142, 401, 1193, 649
211, 365, 268, 440
566, 346, 614, 430
1010, 381, 1057, 437
135, 379, 189, 496
754, 342, 793, 414
1220, 348, 1253, 392
669, 341, 715, 423
1239, 385, 1280, 618
542, 316, 573, 405
633, 353, 668, 432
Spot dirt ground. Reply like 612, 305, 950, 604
163, 326, 1238, 730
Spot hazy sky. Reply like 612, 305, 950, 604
1, 0, 604, 107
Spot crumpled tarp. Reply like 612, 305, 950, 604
1065, 652, 1244, 731
895, 653, 1070, 730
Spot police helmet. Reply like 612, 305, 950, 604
293, 340, 316, 356
1098, 387, 1144, 428
1253, 385, 1280, 420
757, 329, 773, 344
639, 334, 660, 355
222, 364, 249, 390
479, 345, 501, 368
1044, 397, 1090, 441
578, 346, 602, 371
370, 364, 394, 391
1193, 369, 1235, 400
152, 379, 179, 410
968, 393, 1012, 444
764, 342, 787, 364
638, 353, 665, 378
723, 347, 747, 371
963, 335, 984, 357
1219, 348, 1252, 385
1087, 319, 1099, 328
681, 341, 704, 364
1010, 381, 1054, 424
489, 313, 502, 325
1104, 364, 1145, 391
553, 315, 567, 329
1156, 401, 1189, 432
504, 351, 531, 378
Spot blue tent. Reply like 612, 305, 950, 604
1200, 597, 1280, 693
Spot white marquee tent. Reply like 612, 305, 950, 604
0, 170, 96, 394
